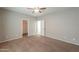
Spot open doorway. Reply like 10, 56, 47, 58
36, 19, 44, 36
22, 20, 28, 36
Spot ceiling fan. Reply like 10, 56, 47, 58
27, 7, 46, 13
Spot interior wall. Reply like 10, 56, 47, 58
0, 10, 6, 41
0, 9, 36, 42
0, 14, 3, 40
39, 8, 79, 45
28, 17, 37, 36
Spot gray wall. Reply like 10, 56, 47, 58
0, 9, 36, 42
0, 13, 3, 40
39, 8, 79, 45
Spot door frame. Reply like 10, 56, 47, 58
21, 19, 29, 36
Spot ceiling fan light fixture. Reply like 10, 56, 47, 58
34, 9, 39, 13
27, 7, 46, 14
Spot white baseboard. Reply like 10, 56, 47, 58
0, 36, 22, 43
45, 33, 79, 46
0, 34, 79, 46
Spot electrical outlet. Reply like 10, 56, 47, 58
73, 38, 76, 40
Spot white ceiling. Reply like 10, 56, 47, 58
2, 7, 70, 17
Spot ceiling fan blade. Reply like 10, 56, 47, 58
40, 8, 46, 10
39, 11, 42, 13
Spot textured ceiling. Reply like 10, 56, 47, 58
2, 7, 70, 17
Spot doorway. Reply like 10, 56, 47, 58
22, 20, 28, 36
36, 19, 44, 36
